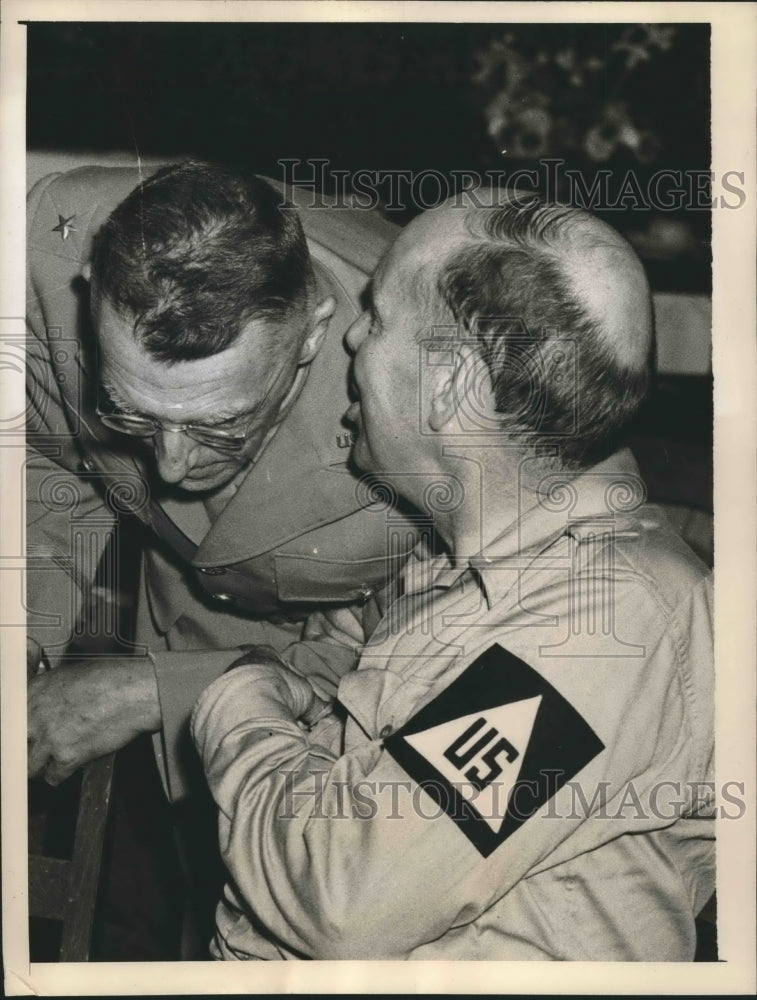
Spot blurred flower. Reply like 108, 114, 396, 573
615, 122, 661, 164
555, 48, 576, 71
618, 122, 640, 151
643, 25, 677, 51
554, 48, 586, 87
510, 106, 552, 158
584, 105, 630, 161
584, 123, 618, 161
484, 91, 512, 141
472, 26, 674, 169
473, 37, 529, 90
613, 38, 651, 70
613, 24, 677, 69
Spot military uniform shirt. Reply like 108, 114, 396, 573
192, 449, 715, 961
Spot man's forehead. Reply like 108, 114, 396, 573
380, 206, 472, 285
395, 205, 472, 270
97, 305, 281, 393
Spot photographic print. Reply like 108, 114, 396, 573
1, 2, 754, 995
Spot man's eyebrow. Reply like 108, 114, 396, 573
196, 404, 263, 427
99, 385, 262, 426
99, 379, 138, 414
98, 373, 270, 426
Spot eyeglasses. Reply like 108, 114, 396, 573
95, 407, 261, 451
95, 364, 297, 453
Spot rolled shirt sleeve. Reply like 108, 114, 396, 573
190, 595, 712, 961
156, 631, 361, 802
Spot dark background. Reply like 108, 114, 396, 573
27, 21, 711, 293
27, 23, 708, 164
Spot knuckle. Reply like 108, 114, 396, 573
52, 748, 77, 770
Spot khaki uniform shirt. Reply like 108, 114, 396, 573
192, 450, 715, 960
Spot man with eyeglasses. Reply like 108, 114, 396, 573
25, 160, 418, 951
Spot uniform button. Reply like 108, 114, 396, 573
379, 724, 393, 739
79, 458, 95, 472
358, 585, 374, 604
212, 592, 234, 603
198, 566, 226, 575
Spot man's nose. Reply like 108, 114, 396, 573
153, 429, 194, 484
345, 311, 370, 353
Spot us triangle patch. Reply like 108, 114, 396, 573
383, 644, 604, 857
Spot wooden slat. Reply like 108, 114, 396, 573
59, 753, 115, 962
28, 856, 70, 921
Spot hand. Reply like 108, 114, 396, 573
284, 669, 331, 728
28, 657, 161, 785
271, 663, 329, 726
225, 652, 329, 727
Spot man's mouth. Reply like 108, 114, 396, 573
174, 461, 237, 487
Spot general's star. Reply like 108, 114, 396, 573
52, 214, 77, 240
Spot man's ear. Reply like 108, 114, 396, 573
428, 343, 495, 432
81, 261, 92, 282
297, 296, 337, 365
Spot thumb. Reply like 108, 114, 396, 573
301, 691, 332, 728
43, 758, 77, 787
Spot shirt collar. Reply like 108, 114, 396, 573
401, 448, 644, 608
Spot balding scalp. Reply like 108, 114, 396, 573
429, 196, 654, 467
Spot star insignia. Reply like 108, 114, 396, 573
52, 214, 77, 240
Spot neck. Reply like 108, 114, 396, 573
432, 445, 552, 563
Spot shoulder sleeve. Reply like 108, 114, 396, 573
25, 166, 158, 660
